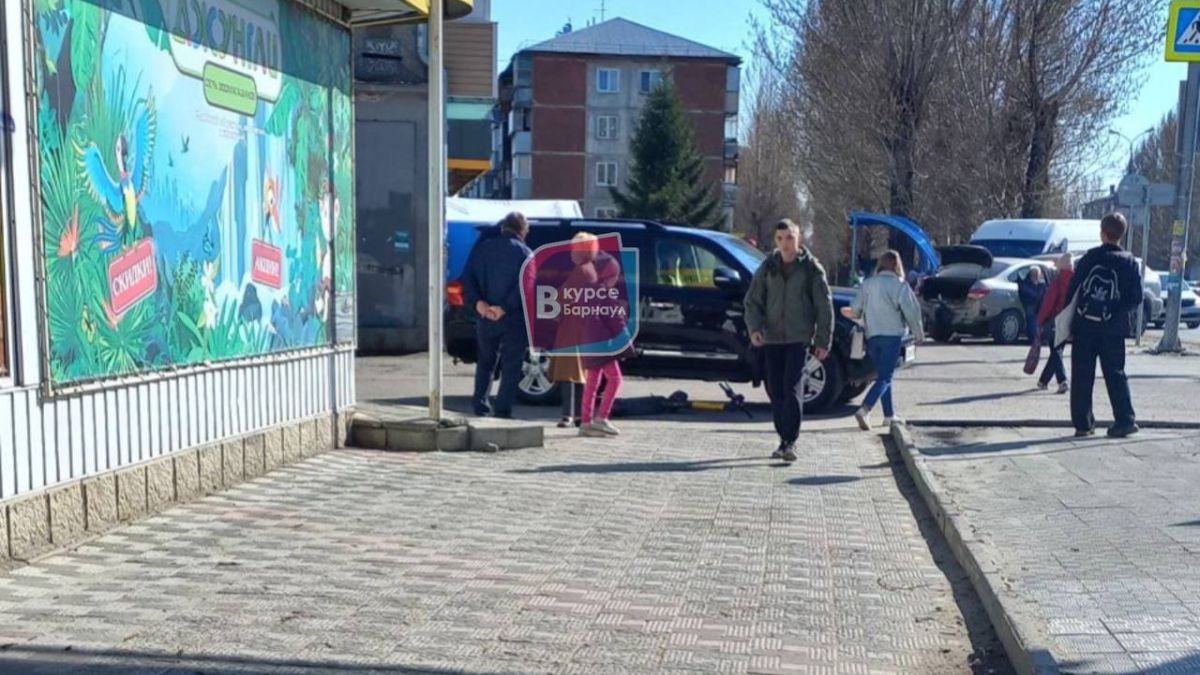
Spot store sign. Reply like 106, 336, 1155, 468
108, 239, 158, 315
166, 0, 283, 102
251, 239, 283, 288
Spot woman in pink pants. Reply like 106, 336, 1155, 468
561, 232, 628, 438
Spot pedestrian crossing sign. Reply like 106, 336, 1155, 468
1167, 0, 1200, 62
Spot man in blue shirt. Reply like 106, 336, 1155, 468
463, 212, 533, 418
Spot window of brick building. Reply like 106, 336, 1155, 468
597, 68, 620, 93
596, 162, 618, 187
596, 115, 619, 140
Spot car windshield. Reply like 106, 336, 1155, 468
723, 235, 768, 272
972, 239, 1047, 259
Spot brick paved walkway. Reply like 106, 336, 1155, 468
914, 427, 1200, 674
0, 422, 1006, 674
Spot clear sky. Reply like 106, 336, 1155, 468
492, 0, 1181, 188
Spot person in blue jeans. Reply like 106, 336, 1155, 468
1018, 266, 1048, 343
842, 251, 925, 430
463, 212, 533, 418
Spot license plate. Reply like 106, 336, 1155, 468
905, 345, 917, 363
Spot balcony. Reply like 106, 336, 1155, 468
512, 178, 533, 200
722, 182, 737, 208
512, 131, 532, 155
513, 85, 532, 109
724, 139, 739, 163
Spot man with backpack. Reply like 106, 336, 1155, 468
1067, 213, 1142, 438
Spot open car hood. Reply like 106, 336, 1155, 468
936, 245, 994, 269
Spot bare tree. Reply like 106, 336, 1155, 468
1004, 0, 1165, 217
735, 64, 804, 248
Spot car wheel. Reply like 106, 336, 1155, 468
930, 324, 954, 343
1154, 321, 1165, 329
515, 350, 560, 405
991, 309, 1023, 345
802, 353, 845, 414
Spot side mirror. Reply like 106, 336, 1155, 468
713, 267, 742, 293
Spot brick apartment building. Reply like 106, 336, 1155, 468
487, 19, 741, 228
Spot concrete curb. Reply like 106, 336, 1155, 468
909, 419, 1200, 431
890, 423, 1060, 675
351, 412, 544, 453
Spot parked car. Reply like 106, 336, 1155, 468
1152, 274, 1200, 329
920, 246, 1055, 344
445, 218, 916, 413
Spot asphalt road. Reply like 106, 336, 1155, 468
358, 335, 1200, 428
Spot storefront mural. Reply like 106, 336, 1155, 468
33, 0, 353, 387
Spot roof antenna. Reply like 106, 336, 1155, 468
599, 0, 606, 21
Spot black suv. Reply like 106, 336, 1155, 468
446, 219, 912, 413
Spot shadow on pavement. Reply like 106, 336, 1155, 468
920, 389, 1041, 406
787, 475, 861, 486
880, 435, 1016, 675
904, 359, 1024, 368
1060, 654, 1200, 674
0, 644, 466, 674
1170, 519, 1200, 527
917, 430, 1198, 458
509, 456, 767, 475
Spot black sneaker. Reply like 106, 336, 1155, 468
771, 444, 785, 460
780, 444, 798, 462
1074, 429, 1096, 438
1107, 424, 1140, 439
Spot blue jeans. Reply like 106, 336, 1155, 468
863, 336, 902, 418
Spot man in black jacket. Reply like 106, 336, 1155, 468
463, 213, 533, 418
1066, 213, 1142, 438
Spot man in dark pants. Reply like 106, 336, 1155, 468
744, 219, 834, 462
463, 212, 533, 418
1066, 213, 1142, 438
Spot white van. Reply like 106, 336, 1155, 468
970, 219, 1103, 259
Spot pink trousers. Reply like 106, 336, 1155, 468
581, 361, 623, 424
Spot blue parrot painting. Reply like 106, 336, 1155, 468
77, 94, 157, 253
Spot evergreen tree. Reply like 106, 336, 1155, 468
611, 78, 724, 229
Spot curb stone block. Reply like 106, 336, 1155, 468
146, 458, 175, 511
116, 467, 148, 521
437, 427, 470, 452
317, 416, 334, 453
264, 430, 284, 470
8, 494, 50, 559
889, 423, 1060, 675
300, 419, 319, 458
244, 435, 266, 478
470, 425, 544, 452
83, 474, 118, 532
387, 424, 438, 452
0, 506, 7, 561
336, 411, 351, 448
222, 440, 245, 485
282, 425, 302, 463
198, 445, 223, 494
48, 484, 85, 545
354, 424, 386, 450
174, 450, 201, 501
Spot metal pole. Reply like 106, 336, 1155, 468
1158, 62, 1200, 353
428, 0, 445, 419
1137, 203, 1150, 346
850, 218, 858, 285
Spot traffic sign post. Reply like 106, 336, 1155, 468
1167, 0, 1200, 63
1157, 4, 1199, 352
1115, 173, 1174, 345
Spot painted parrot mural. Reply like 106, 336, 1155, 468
77, 94, 156, 253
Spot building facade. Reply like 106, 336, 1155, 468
490, 19, 740, 229
353, 1, 497, 353
0, 0, 428, 562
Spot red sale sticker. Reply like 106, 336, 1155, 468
251, 239, 283, 288
107, 238, 157, 316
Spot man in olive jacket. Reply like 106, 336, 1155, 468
744, 219, 834, 462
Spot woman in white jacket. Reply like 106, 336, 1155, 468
842, 251, 925, 430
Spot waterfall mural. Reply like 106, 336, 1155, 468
33, 0, 354, 387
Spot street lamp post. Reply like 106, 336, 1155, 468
428, 0, 445, 420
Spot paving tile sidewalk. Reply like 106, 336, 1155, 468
909, 427, 1200, 674
0, 421, 1006, 674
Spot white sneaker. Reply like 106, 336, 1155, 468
883, 416, 904, 428
591, 419, 620, 436
579, 424, 609, 438
854, 408, 872, 431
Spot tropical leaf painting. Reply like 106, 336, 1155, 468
33, 0, 354, 387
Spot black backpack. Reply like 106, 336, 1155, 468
1075, 264, 1122, 325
